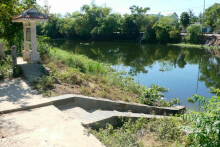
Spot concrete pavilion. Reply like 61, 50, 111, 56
12, 7, 48, 63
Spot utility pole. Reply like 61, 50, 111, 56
202, 0, 205, 35
104, 3, 106, 8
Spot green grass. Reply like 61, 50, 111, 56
49, 47, 144, 94
50, 48, 110, 74
91, 117, 190, 147
168, 43, 220, 49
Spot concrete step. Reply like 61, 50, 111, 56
0, 105, 103, 147
0, 119, 103, 147
56, 103, 91, 120
56, 104, 165, 128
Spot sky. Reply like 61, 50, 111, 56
37, 0, 219, 17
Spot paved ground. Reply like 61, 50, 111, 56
17, 57, 46, 82
0, 106, 104, 147
0, 77, 49, 112
0, 57, 50, 112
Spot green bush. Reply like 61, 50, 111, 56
92, 117, 189, 147
37, 35, 51, 55
0, 57, 13, 78
183, 92, 220, 146
186, 25, 201, 44
33, 75, 55, 96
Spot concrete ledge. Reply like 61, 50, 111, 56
51, 94, 186, 116
84, 114, 170, 129
2, 94, 186, 115
1, 102, 52, 114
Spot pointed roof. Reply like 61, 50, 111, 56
12, 7, 49, 22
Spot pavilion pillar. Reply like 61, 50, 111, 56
22, 22, 31, 61
30, 22, 39, 63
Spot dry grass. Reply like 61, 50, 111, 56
43, 58, 139, 102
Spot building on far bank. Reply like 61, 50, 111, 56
146, 12, 178, 21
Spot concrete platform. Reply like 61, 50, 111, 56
0, 77, 49, 113
17, 57, 47, 82
0, 106, 104, 147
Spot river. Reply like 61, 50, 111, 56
49, 40, 220, 109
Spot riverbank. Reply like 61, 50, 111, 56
168, 43, 220, 49
37, 47, 181, 107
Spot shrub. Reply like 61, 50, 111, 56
33, 75, 55, 96
186, 25, 201, 44
37, 35, 51, 55
0, 57, 13, 78
92, 117, 189, 147
183, 92, 220, 146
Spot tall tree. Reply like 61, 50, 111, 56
204, 3, 220, 31
180, 12, 190, 29
188, 9, 194, 23
122, 14, 140, 40
129, 5, 150, 31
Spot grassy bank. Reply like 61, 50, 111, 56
168, 43, 220, 49
36, 47, 180, 107
91, 117, 190, 147
90, 91, 220, 147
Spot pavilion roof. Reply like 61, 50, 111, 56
12, 7, 48, 22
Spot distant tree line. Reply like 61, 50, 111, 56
37, 3, 220, 43
0, 1, 220, 48
36, 3, 181, 43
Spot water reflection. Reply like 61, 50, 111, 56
49, 40, 220, 109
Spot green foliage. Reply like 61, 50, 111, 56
37, 35, 51, 55
58, 68, 83, 85
92, 117, 189, 147
168, 43, 220, 49
183, 92, 220, 146
33, 75, 55, 96
142, 16, 157, 43
153, 17, 180, 44
180, 12, 190, 28
121, 14, 140, 40
0, 56, 21, 79
50, 48, 110, 74
186, 25, 201, 44
0, 57, 13, 78
138, 84, 180, 107
92, 118, 146, 147
210, 87, 220, 94
37, 3, 182, 43
204, 3, 220, 31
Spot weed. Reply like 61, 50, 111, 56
168, 43, 220, 50
46, 62, 58, 76
125, 96, 131, 102
33, 75, 55, 96
81, 86, 90, 95
92, 117, 189, 147
0, 57, 21, 79
182, 92, 220, 146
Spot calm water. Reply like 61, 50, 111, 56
49, 40, 220, 109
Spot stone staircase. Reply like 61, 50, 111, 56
57, 103, 165, 128
0, 105, 104, 147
